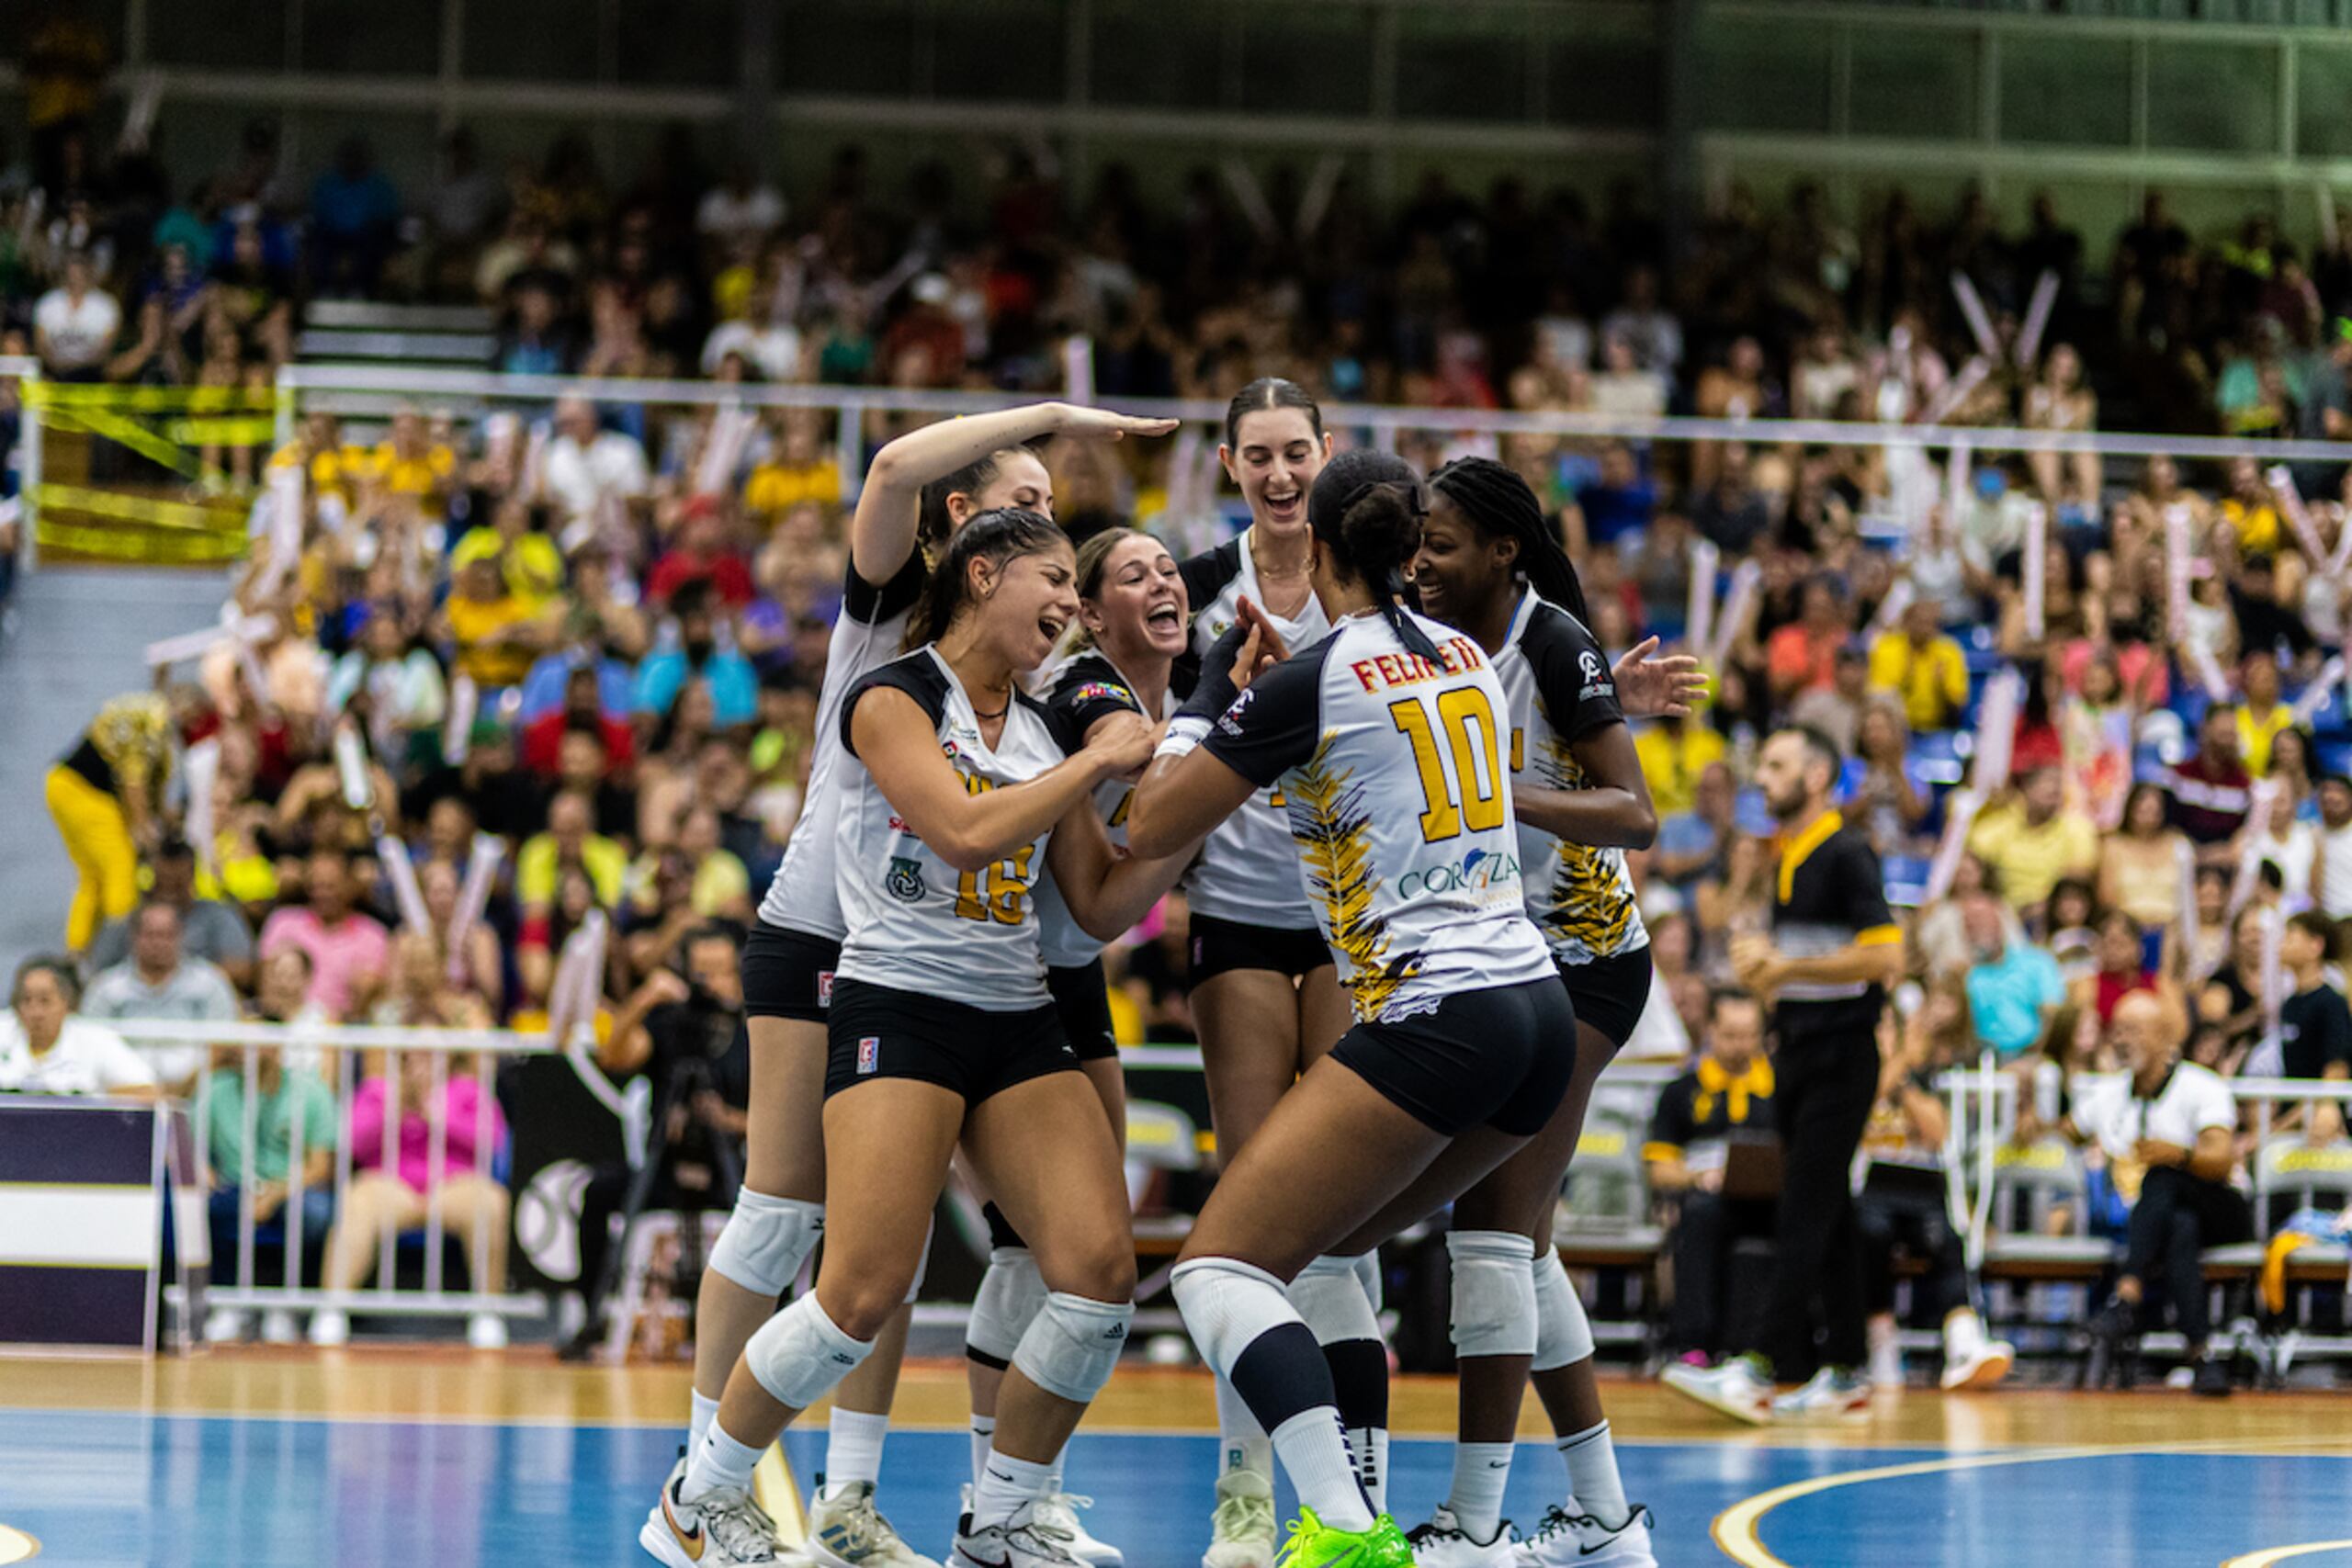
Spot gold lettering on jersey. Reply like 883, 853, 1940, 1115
1346, 635, 1487, 694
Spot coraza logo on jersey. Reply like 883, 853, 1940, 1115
885, 856, 927, 902
1216, 688, 1255, 739
1398, 845, 1522, 900
1577, 649, 1614, 700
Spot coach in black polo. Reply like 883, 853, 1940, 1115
1666, 724, 1905, 1423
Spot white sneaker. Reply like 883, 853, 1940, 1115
307, 1307, 350, 1348
1035, 1492, 1122, 1568
1660, 1357, 1772, 1425
468, 1312, 509, 1350
1770, 1367, 1871, 1421
641, 1472, 779, 1567
952, 1502, 1081, 1568
260, 1309, 301, 1345
1201, 1469, 1277, 1568
808, 1481, 943, 1568
1939, 1312, 2014, 1392
1406, 1506, 1514, 1568
1513, 1506, 1657, 1568
204, 1307, 250, 1344
1868, 1336, 1905, 1390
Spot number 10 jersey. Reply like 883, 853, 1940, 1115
1200, 606, 1555, 1024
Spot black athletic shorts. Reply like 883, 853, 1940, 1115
1046, 959, 1120, 1063
742, 919, 841, 1023
1190, 913, 1332, 983
825, 976, 1080, 1102
1555, 944, 1654, 1052
1330, 977, 1577, 1137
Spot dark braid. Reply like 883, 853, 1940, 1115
1308, 449, 1441, 662
1428, 456, 1593, 627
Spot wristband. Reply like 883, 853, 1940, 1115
1155, 715, 1211, 761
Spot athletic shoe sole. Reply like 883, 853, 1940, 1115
1659, 1368, 1771, 1426
1941, 1344, 2015, 1392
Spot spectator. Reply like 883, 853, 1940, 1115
519, 789, 628, 913
0, 957, 154, 1097
1966, 766, 2100, 916
1869, 598, 1970, 733
2229, 555, 2318, 672
1765, 575, 1849, 703
258, 849, 391, 1020
328, 602, 449, 773
1690, 443, 1771, 556
81, 900, 241, 1092
198, 1039, 337, 1344
2234, 651, 2294, 778
1958, 889, 2066, 1061
695, 162, 786, 251
539, 397, 650, 554
1847, 702, 1928, 854
1645, 989, 1777, 1364
2071, 992, 2248, 1396
2312, 775, 2352, 919
2080, 910, 2154, 1027
2245, 784, 2316, 907
2278, 910, 2352, 1105
310, 136, 401, 296
82, 837, 255, 988
523, 664, 638, 779
632, 582, 759, 728
1634, 712, 1727, 818
2165, 705, 2253, 861
32, 250, 119, 379
311, 1045, 510, 1349
646, 497, 755, 609
435, 532, 551, 692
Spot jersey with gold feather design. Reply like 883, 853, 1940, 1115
1201, 606, 1555, 1023
1498, 591, 1650, 965
1180, 532, 1329, 929
833, 646, 1080, 1010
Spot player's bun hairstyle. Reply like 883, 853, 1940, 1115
1223, 377, 1323, 449
1428, 456, 1594, 627
914, 507, 1068, 648
1308, 449, 1441, 662
917, 446, 1020, 558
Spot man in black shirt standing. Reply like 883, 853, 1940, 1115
1664, 726, 1905, 1424
2279, 911, 2352, 1145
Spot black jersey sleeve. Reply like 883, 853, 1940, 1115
839, 653, 951, 759
1047, 655, 1146, 738
1179, 537, 1244, 621
1200, 640, 1330, 788
1833, 831, 1899, 940
1020, 688, 1087, 758
1522, 601, 1626, 745
842, 551, 928, 626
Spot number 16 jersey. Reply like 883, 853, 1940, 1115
1200, 607, 1555, 1024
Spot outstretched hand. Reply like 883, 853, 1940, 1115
1058, 406, 1181, 442
1611, 637, 1709, 718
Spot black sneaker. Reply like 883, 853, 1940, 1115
2192, 1354, 2233, 1398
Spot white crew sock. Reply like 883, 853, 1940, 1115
972, 1448, 1055, 1532
969, 1414, 997, 1494
1558, 1421, 1628, 1529
1271, 1409, 1374, 1532
682, 1418, 764, 1505
1446, 1442, 1514, 1540
1215, 1373, 1274, 1480
825, 1406, 888, 1491
1046, 1437, 1069, 1496
688, 1389, 721, 1453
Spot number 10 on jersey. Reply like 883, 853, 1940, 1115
1388, 687, 1506, 843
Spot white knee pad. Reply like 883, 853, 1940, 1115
1011, 1291, 1134, 1404
967, 1246, 1047, 1363
743, 1292, 873, 1410
709, 1188, 824, 1299
903, 1213, 937, 1304
1292, 1254, 1383, 1347
1530, 1248, 1592, 1371
1171, 1256, 1298, 1379
1447, 1230, 1538, 1360
1352, 1249, 1384, 1315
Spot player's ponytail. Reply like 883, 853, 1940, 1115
1309, 449, 1441, 662
912, 508, 1066, 648
1429, 456, 1593, 627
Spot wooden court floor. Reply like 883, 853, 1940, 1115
6, 1351, 2352, 1566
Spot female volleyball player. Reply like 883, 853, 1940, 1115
1178, 380, 1396, 1566
652, 511, 1203, 1568
1125, 451, 1574, 1568
683, 401, 1171, 1568
1401, 457, 1695, 1568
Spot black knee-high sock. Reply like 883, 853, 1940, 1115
1322, 1338, 1390, 1510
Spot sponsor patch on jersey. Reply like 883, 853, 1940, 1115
856, 1036, 879, 1075
1398, 846, 1523, 900
885, 856, 927, 902
817, 971, 833, 1007
1074, 681, 1136, 708
1216, 688, 1255, 739
1577, 649, 1615, 700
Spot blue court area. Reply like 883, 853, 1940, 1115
4, 1410, 2348, 1567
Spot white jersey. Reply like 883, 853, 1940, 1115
755, 556, 926, 940
1033, 650, 1178, 969
1200, 607, 1556, 1023
1181, 532, 1329, 929
832, 646, 1076, 1010
1495, 592, 1649, 965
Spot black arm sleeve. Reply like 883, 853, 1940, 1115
1837, 833, 1898, 935
839, 655, 951, 759
1522, 602, 1626, 745
842, 553, 928, 626
1200, 646, 1326, 788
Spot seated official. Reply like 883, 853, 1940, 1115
1646, 989, 1778, 1362
0, 957, 157, 1098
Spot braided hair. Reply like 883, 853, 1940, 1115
1306, 449, 1441, 662
1427, 456, 1593, 627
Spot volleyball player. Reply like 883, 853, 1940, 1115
1178, 380, 1391, 1568
687, 401, 1171, 1568
1400, 458, 1703, 1568
650, 512, 1203, 1568
1125, 451, 1575, 1568
959, 527, 1193, 1568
